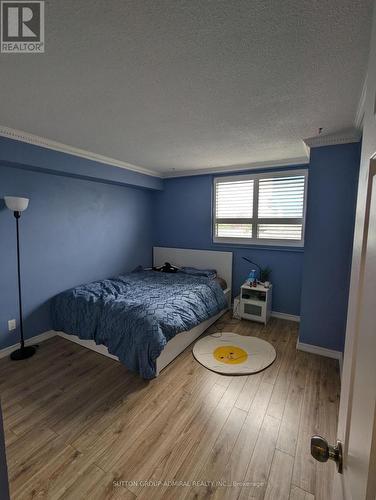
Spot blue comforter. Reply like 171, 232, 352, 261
51, 271, 227, 378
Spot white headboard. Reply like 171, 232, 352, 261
153, 247, 233, 289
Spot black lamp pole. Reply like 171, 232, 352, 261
10, 211, 36, 361
242, 256, 261, 276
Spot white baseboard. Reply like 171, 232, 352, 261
271, 311, 300, 322
296, 339, 342, 360
297, 339, 343, 376
0, 330, 56, 359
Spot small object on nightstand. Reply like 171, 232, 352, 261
239, 282, 272, 325
247, 269, 257, 287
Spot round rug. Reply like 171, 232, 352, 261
193, 332, 276, 375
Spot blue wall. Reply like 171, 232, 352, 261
153, 143, 361, 345
0, 164, 153, 349
299, 143, 361, 352
0, 138, 361, 353
153, 171, 305, 316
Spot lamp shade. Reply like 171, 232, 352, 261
4, 197, 29, 212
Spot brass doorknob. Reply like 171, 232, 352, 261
311, 435, 343, 474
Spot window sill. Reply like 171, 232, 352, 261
212, 239, 304, 253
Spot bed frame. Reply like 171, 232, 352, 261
57, 247, 233, 376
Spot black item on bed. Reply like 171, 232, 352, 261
152, 262, 180, 273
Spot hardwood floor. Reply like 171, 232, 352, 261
0, 315, 340, 500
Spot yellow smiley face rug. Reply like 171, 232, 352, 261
213, 345, 248, 364
193, 332, 276, 375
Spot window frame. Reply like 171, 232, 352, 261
212, 169, 308, 247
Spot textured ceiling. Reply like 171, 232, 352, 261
0, 0, 373, 174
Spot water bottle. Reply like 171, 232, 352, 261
247, 269, 257, 286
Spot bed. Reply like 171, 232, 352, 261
52, 247, 232, 378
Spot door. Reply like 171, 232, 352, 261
313, 160, 376, 499
0, 400, 10, 500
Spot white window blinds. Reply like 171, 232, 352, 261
215, 179, 254, 239
213, 170, 307, 246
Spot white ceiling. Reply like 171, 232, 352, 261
0, 0, 373, 175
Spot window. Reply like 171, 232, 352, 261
213, 169, 308, 246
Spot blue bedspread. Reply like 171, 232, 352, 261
51, 271, 227, 378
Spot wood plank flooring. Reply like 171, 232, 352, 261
0, 314, 340, 500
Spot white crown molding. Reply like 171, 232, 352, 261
354, 75, 367, 130
0, 125, 310, 180
0, 125, 162, 178
301, 138, 311, 158
162, 156, 309, 178
303, 128, 361, 149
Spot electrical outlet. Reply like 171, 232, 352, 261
8, 319, 16, 332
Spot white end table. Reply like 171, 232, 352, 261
239, 282, 272, 325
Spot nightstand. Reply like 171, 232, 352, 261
240, 282, 272, 324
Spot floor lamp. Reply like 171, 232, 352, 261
4, 196, 36, 360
